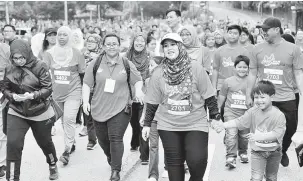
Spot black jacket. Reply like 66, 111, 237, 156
1, 40, 53, 117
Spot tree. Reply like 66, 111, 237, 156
11, 2, 34, 20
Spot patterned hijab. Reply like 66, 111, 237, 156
162, 42, 192, 86
83, 33, 102, 66
127, 33, 150, 80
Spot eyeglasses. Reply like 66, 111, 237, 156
12, 56, 25, 61
87, 40, 98, 43
180, 33, 191, 37
3, 30, 15, 33
104, 44, 119, 48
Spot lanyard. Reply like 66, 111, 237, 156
106, 62, 117, 78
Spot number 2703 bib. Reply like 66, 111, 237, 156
264, 68, 283, 85
167, 98, 191, 116
54, 70, 71, 85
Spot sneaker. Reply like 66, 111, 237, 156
79, 126, 88, 136
0, 165, 5, 178
147, 177, 157, 181
70, 145, 76, 154
59, 151, 70, 165
87, 141, 97, 150
226, 157, 236, 169
51, 127, 56, 136
239, 154, 249, 163
281, 152, 289, 167
49, 165, 59, 180
141, 160, 149, 165
161, 170, 168, 178
130, 146, 138, 152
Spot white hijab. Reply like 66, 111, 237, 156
47, 26, 73, 67
71, 28, 84, 51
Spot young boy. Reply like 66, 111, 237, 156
215, 80, 286, 180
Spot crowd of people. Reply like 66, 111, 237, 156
0, 6, 302, 181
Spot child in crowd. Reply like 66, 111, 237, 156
218, 55, 250, 168
215, 80, 286, 180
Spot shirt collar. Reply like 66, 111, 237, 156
104, 54, 121, 66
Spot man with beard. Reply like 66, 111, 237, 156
246, 17, 303, 167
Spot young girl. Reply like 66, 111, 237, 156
218, 55, 250, 169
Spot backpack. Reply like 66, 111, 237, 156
92, 53, 133, 100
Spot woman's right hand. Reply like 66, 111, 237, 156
83, 102, 91, 115
142, 126, 150, 141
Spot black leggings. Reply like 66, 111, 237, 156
158, 130, 208, 181
6, 114, 57, 181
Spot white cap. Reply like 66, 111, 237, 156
160, 33, 183, 45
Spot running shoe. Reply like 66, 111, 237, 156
59, 151, 70, 165
87, 141, 97, 150
141, 160, 149, 165
281, 152, 289, 167
49, 165, 59, 180
239, 154, 249, 163
0, 165, 5, 178
70, 145, 76, 154
161, 170, 168, 178
226, 157, 236, 169
79, 126, 88, 136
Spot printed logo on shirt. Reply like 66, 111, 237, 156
254, 128, 278, 148
261, 54, 280, 66
222, 57, 234, 67
119, 69, 126, 74
97, 68, 103, 73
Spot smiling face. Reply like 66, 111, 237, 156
253, 93, 272, 111
147, 39, 156, 52
235, 61, 249, 77
205, 36, 215, 48
134, 36, 146, 52
180, 29, 193, 46
239, 32, 249, 44
46, 33, 57, 46
103, 36, 120, 57
163, 39, 179, 60
261, 27, 279, 44
166, 11, 180, 29
86, 37, 98, 51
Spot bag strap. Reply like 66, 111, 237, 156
93, 52, 105, 89
21, 67, 39, 82
122, 57, 133, 100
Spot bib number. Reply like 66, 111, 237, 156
230, 94, 247, 109
104, 78, 116, 93
264, 68, 283, 85
167, 98, 190, 115
54, 70, 71, 85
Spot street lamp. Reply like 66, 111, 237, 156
269, 2, 276, 16
140, 7, 143, 21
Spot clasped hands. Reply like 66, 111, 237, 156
13, 92, 34, 102
210, 120, 225, 133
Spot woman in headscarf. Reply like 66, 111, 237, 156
141, 33, 221, 181
204, 32, 216, 75
44, 26, 86, 166
214, 30, 226, 48
179, 25, 211, 74
71, 28, 84, 51
1, 40, 58, 180
78, 33, 102, 150
126, 33, 150, 164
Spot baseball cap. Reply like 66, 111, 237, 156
256, 17, 281, 30
160, 33, 183, 45
45, 28, 57, 36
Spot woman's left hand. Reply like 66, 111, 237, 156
13, 92, 34, 102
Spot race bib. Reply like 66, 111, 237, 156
264, 68, 283, 85
104, 78, 116, 93
230, 94, 247, 109
167, 98, 191, 115
54, 70, 71, 85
